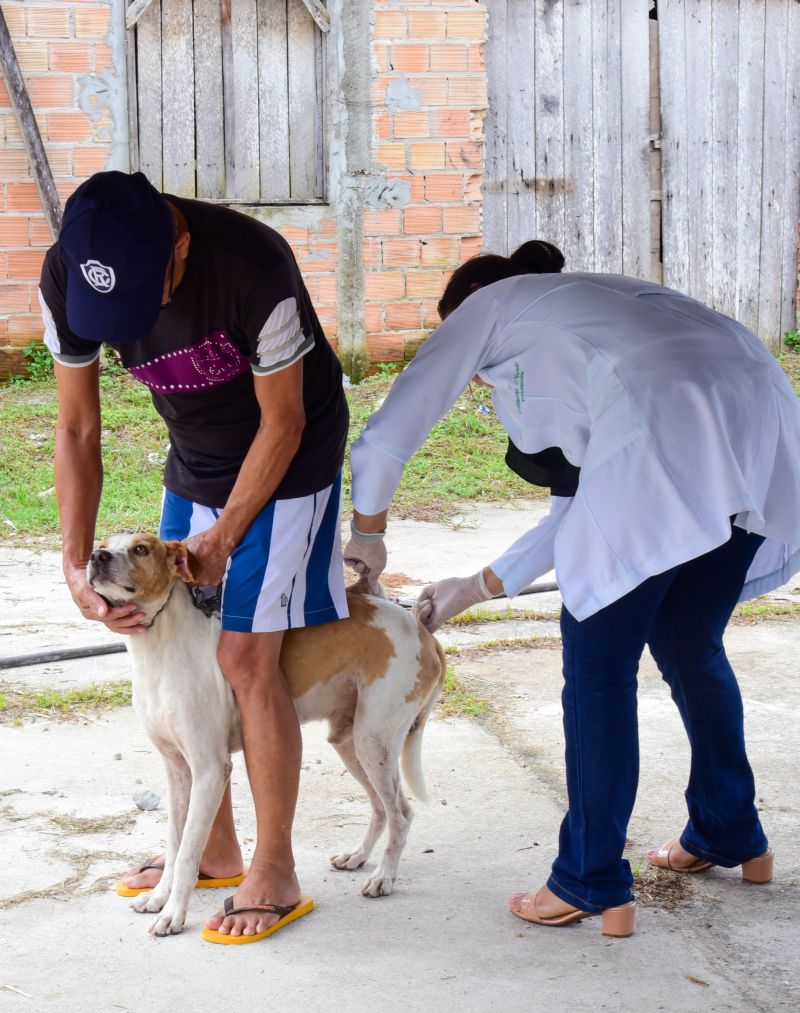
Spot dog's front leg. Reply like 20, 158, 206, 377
148, 760, 229, 937
133, 750, 191, 916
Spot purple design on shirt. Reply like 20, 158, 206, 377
128, 331, 250, 393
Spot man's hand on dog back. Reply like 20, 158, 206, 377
65, 563, 148, 634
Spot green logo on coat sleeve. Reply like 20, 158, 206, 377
513, 362, 525, 412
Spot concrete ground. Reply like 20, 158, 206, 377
1, 505, 799, 1012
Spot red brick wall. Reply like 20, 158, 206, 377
0, 1, 114, 372
0, 2, 488, 374
368, 0, 487, 363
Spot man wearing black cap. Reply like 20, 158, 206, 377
40, 170, 350, 940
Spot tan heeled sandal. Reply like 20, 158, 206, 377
647, 838, 774, 883
509, 885, 636, 938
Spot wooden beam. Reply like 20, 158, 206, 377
126, 0, 157, 30
0, 10, 62, 238
300, 0, 330, 33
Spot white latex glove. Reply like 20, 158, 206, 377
343, 521, 387, 591
415, 571, 495, 632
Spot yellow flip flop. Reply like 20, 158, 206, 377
201, 895, 315, 945
115, 861, 248, 897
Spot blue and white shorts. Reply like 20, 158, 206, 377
160, 474, 349, 633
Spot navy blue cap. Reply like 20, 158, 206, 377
58, 171, 174, 344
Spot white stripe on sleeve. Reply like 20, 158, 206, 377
254, 296, 313, 374
38, 289, 99, 367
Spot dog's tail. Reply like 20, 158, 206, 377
401, 635, 447, 803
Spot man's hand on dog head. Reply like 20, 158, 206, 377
180, 529, 230, 586
65, 563, 149, 634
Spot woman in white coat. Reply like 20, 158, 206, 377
345, 241, 800, 936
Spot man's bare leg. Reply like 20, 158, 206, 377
205, 629, 302, 937
122, 782, 243, 891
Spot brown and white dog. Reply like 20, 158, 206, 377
87, 533, 445, 936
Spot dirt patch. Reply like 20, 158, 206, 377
1, 804, 137, 837
49, 812, 138, 836
0, 850, 130, 910
632, 864, 694, 910
453, 637, 563, 661
380, 571, 422, 589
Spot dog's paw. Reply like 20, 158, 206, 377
132, 891, 168, 914
330, 851, 367, 871
148, 906, 187, 937
361, 873, 395, 898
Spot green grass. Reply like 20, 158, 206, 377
2, 351, 798, 544
343, 371, 545, 521
732, 599, 800, 623
0, 680, 132, 725
0, 367, 543, 543
778, 349, 800, 396
437, 665, 490, 719
453, 634, 563, 653
448, 605, 560, 625
0, 370, 167, 541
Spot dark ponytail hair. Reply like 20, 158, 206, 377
437, 239, 565, 319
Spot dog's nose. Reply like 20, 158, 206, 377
90, 549, 112, 566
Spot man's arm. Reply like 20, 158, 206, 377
54, 360, 147, 631
183, 361, 306, 583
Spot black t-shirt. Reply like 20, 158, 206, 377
40, 197, 348, 507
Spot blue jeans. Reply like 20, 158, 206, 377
548, 525, 769, 913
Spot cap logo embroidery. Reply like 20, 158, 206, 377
80, 259, 116, 293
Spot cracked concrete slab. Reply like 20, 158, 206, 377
2, 505, 799, 1011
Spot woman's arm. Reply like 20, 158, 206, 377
350, 291, 501, 516
489, 495, 572, 597
413, 497, 570, 630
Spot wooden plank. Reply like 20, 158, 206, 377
287, 0, 320, 199
758, 1, 789, 346
194, 0, 225, 198
562, 0, 594, 270
125, 3, 140, 174
619, 0, 650, 279
314, 21, 326, 200
506, 0, 537, 251
161, 0, 195, 196
710, 0, 739, 318
592, 0, 623, 274
482, 0, 508, 255
779, 1, 800, 339
0, 10, 61, 236
258, 0, 290, 200
658, 0, 689, 294
734, 0, 765, 334
532, 0, 565, 255
135, 0, 162, 190
684, 0, 713, 304
229, 0, 260, 200
648, 15, 663, 283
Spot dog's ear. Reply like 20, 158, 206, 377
166, 541, 198, 584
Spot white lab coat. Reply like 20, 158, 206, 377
350, 273, 800, 621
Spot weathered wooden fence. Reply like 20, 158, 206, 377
483, 0, 800, 346
128, 0, 325, 203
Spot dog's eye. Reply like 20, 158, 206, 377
133, 544, 149, 557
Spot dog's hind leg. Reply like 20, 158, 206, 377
132, 749, 191, 915
329, 736, 387, 872
353, 728, 412, 898
147, 757, 229, 936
